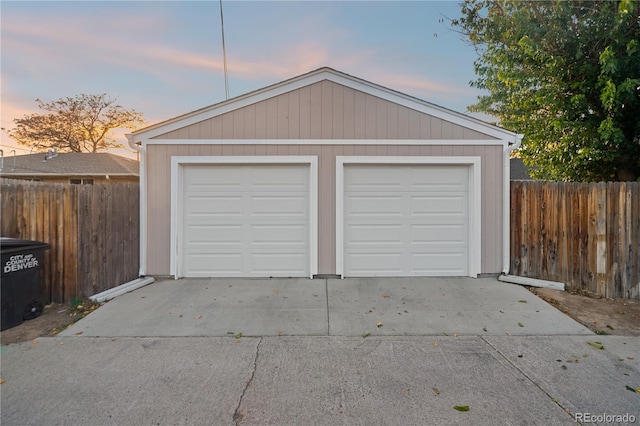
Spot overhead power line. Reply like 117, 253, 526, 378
219, 0, 230, 100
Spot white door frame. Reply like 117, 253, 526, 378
171, 156, 318, 278
335, 156, 481, 278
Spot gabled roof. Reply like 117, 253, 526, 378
0, 152, 139, 177
130, 67, 521, 145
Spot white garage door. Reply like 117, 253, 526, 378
343, 164, 469, 276
181, 164, 310, 277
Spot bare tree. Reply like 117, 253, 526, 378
9, 94, 146, 153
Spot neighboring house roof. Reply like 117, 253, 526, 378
0, 152, 139, 178
130, 66, 522, 146
510, 158, 533, 180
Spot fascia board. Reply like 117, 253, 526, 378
142, 138, 506, 146
0, 173, 138, 177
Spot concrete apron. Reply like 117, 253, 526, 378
60, 277, 592, 338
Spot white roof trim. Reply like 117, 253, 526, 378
131, 67, 517, 143
141, 138, 506, 147
0, 173, 138, 177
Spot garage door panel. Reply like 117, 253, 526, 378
251, 253, 308, 274
410, 224, 466, 244
185, 225, 242, 245
185, 167, 245, 190
410, 167, 468, 190
346, 252, 403, 274
251, 224, 307, 244
185, 252, 243, 276
181, 164, 310, 277
345, 166, 406, 190
250, 195, 308, 216
410, 195, 467, 216
251, 167, 308, 188
411, 252, 467, 274
346, 224, 403, 245
186, 195, 243, 216
346, 195, 404, 216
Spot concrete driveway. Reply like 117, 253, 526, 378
58, 277, 592, 337
2, 278, 639, 425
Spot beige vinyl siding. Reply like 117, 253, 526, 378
145, 144, 503, 276
152, 81, 498, 141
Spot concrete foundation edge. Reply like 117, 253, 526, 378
89, 277, 156, 303
499, 274, 565, 291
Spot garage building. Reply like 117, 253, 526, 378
129, 67, 522, 279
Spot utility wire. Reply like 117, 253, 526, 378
219, 0, 230, 100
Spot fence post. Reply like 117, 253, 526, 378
595, 183, 608, 296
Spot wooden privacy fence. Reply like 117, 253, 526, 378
510, 181, 640, 299
1, 179, 139, 303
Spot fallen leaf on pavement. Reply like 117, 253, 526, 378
75, 331, 83, 335
432, 387, 440, 395
587, 341, 604, 350
625, 385, 638, 393
376, 322, 383, 328
32, 340, 38, 345
453, 405, 470, 412
0, 380, 4, 384
433, 341, 438, 348
362, 332, 370, 338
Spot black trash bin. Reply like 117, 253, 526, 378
1, 238, 51, 331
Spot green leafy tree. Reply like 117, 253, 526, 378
452, 0, 640, 181
9, 94, 145, 153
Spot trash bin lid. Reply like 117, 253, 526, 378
1, 238, 51, 254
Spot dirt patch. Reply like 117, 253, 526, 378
1, 301, 101, 345
532, 287, 640, 336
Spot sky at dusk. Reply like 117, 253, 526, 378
1, 1, 485, 159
